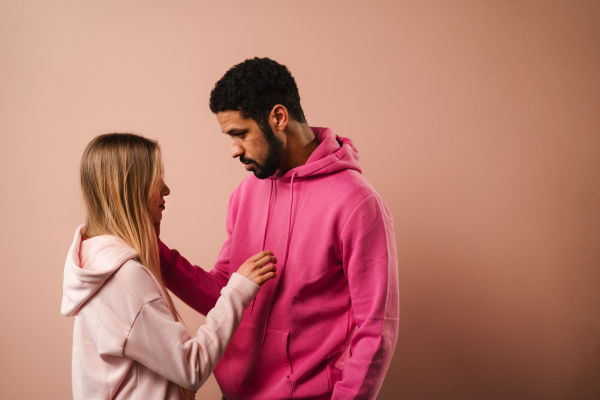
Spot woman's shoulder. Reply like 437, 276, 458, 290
113, 260, 164, 305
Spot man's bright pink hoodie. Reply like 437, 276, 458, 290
160, 127, 399, 399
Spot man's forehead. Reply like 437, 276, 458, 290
217, 110, 254, 132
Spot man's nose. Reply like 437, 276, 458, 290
230, 141, 244, 158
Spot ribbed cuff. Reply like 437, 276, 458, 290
225, 273, 261, 308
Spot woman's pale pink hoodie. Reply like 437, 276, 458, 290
61, 225, 259, 399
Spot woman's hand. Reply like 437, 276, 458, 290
236, 251, 277, 286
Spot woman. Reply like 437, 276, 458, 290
61, 133, 277, 399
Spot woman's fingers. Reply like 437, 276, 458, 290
251, 260, 276, 277
260, 262, 276, 271
258, 263, 276, 276
237, 250, 277, 286
255, 270, 277, 285
255, 254, 277, 267
248, 250, 273, 262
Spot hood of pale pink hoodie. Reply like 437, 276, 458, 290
272, 127, 361, 181
61, 225, 138, 317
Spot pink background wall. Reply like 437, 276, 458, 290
1, 1, 599, 399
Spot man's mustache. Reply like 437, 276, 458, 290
240, 155, 258, 165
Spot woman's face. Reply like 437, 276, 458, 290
148, 180, 170, 223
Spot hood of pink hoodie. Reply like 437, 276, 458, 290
273, 127, 361, 181
252, 127, 362, 342
61, 225, 139, 317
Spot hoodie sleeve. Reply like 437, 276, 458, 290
159, 192, 237, 316
333, 194, 400, 400
159, 240, 228, 315
123, 272, 260, 391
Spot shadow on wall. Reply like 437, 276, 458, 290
377, 225, 600, 400
378, 345, 402, 400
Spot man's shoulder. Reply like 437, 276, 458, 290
323, 170, 393, 221
322, 169, 381, 200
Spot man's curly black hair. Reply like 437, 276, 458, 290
209, 57, 307, 130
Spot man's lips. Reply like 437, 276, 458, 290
242, 161, 256, 171
240, 157, 257, 171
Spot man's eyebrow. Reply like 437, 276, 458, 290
225, 128, 247, 135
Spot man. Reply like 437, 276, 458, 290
159, 57, 399, 399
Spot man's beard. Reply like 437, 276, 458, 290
240, 125, 284, 179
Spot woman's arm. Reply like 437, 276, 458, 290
124, 273, 257, 390
125, 251, 276, 390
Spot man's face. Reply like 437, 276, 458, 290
217, 110, 284, 179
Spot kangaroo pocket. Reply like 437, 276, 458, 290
215, 322, 293, 400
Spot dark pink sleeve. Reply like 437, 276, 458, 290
159, 240, 229, 316
159, 192, 239, 316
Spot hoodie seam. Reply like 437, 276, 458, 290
114, 265, 163, 354
339, 193, 379, 244
115, 264, 145, 304
276, 142, 353, 181
122, 298, 163, 354
279, 153, 348, 180
115, 266, 163, 305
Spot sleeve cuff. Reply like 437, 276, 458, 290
224, 273, 260, 307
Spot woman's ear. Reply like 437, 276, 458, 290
269, 104, 289, 132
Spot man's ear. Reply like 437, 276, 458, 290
269, 104, 289, 132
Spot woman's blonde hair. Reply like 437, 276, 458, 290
80, 133, 189, 398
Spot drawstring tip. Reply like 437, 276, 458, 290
261, 320, 269, 345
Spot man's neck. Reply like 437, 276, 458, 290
279, 123, 319, 174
